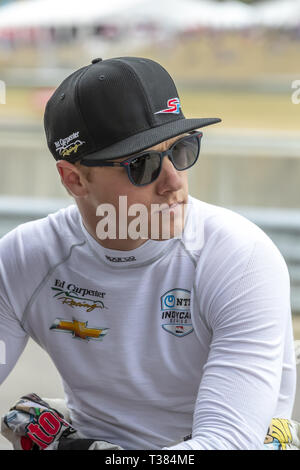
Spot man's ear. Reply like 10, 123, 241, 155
56, 160, 89, 198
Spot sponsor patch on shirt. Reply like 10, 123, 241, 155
162, 324, 194, 337
105, 255, 136, 263
160, 288, 193, 337
50, 317, 109, 342
51, 279, 108, 313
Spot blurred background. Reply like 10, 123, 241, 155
0, 0, 300, 449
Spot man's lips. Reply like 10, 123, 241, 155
151, 201, 184, 214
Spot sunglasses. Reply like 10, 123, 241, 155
80, 131, 203, 186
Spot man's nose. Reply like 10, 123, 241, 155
155, 155, 182, 193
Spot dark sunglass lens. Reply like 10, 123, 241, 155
172, 135, 200, 170
129, 153, 161, 185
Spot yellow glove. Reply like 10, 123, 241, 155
264, 418, 300, 450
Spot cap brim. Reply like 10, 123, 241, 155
81, 117, 221, 162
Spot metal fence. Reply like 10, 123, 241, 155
0, 196, 299, 313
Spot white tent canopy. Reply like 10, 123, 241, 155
0, 0, 146, 28
0, 0, 299, 31
107, 0, 254, 30
254, 0, 300, 28
208, 1, 254, 28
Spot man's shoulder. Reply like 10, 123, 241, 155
188, 196, 270, 243
0, 204, 83, 268
188, 198, 290, 317
185, 196, 279, 260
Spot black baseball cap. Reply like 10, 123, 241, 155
44, 56, 221, 163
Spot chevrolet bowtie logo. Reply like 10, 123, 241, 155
50, 318, 109, 341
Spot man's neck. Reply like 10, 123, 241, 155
81, 216, 149, 251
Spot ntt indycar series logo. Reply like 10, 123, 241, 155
160, 288, 193, 337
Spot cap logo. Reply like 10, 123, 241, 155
54, 131, 86, 159
154, 98, 181, 115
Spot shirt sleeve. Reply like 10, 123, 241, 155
0, 261, 29, 385
164, 234, 296, 450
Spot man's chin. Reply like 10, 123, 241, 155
148, 219, 186, 242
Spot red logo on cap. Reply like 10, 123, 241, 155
154, 98, 181, 115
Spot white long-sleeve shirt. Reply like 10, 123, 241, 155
0, 196, 296, 449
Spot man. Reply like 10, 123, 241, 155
0, 57, 296, 450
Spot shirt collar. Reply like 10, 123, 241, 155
79, 215, 177, 268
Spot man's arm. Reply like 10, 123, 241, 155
0, 295, 29, 385
165, 235, 296, 450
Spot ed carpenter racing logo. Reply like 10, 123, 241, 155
52, 288, 107, 312
54, 131, 86, 158
154, 98, 181, 115
160, 288, 193, 337
51, 279, 107, 312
